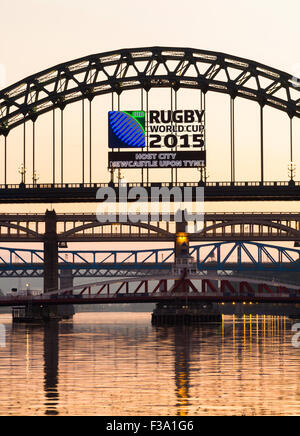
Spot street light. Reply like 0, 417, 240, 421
32, 170, 39, 185
197, 166, 209, 184
117, 169, 124, 184
288, 161, 296, 181
18, 164, 26, 184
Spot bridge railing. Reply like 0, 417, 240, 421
2, 286, 300, 305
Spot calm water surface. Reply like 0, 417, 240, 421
0, 312, 299, 416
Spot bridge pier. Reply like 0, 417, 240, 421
44, 210, 58, 293
59, 269, 75, 320
11, 210, 74, 323
12, 304, 65, 323
60, 269, 74, 289
152, 302, 222, 325
151, 224, 222, 325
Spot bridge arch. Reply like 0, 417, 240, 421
0, 222, 41, 239
1, 46, 300, 134
60, 220, 173, 239
191, 219, 300, 239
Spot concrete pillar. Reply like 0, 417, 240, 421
44, 210, 58, 293
59, 269, 75, 318
60, 269, 74, 290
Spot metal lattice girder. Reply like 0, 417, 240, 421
1, 46, 300, 134
2, 274, 300, 307
0, 242, 300, 278
19, 274, 300, 296
191, 241, 300, 271
0, 246, 175, 270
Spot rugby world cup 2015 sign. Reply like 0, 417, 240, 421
108, 109, 205, 168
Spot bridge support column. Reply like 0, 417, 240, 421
151, 222, 221, 324
60, 269, 73, 289
44, 210, 58, 293
12, 210, 73, 323
152, 302, 222, 325
59, 269, 75, 319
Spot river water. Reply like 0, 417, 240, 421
0, 312, 299, 416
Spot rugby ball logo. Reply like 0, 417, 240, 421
108, 111, 145, 148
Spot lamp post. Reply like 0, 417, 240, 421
32, 170, 39, 186
117, 169, 124, 184
288, 161, 296, 182
197, 166, 208, 184
109, 167, 115, 184
18, 164, 26, 184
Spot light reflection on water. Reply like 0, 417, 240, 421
0, 312, 299, 416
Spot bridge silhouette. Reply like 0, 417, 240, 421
0, 47, 300, 318
1, 241, 300, 277
0, 47, 300, 196
2, 272, 300, 309
1, 212, 300, 242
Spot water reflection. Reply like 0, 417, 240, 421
0, 313, 300, 415
173, 327, 191, 416
43, 322, 59, 416
154, 323, 225, 416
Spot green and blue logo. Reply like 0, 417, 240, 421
108, 111, 145, 148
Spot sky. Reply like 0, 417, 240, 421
0, 0, 300, 289
1, 0, 300, 195
1, 0, 300, 85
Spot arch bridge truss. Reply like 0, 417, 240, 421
0, 47, 300, 202
0, 212, 300, 243
1, 46, 300, 132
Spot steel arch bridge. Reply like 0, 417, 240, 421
0, 47, 300, 202
1, 46, 300, 131
2, 212, 300, 243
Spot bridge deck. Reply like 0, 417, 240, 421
0, 211, 300, 242
2, 293, 300, 307
0, 182, 299, 203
